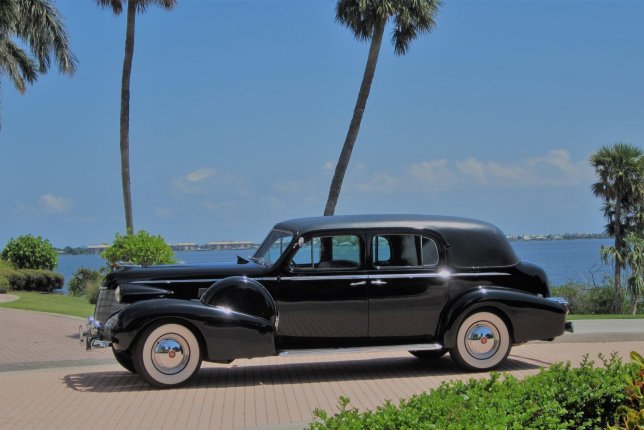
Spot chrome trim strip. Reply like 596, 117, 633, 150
131, 279, 221, 285
278, 342, 443, 357
130, 272, 510, 285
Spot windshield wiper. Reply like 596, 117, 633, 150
249, 256, 269, 266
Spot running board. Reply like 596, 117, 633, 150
278, 343, 443, 357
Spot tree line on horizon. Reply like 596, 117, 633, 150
1, 1, 642, 312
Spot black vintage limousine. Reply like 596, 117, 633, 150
82, 215, 572, 388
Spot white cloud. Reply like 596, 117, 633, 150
357, 149, 592, 195
186, 168, 215, 183
40, 194, 72, 214
323, 161, 336, 171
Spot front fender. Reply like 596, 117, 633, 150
105, 298, 275, 361
440, 286, 567, 348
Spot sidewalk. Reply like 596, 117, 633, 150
1, 307, 642, 430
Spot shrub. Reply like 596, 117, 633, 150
0, 269, 63, 292
1, 235, 58, 270
612, 351, 644, 429
0, 275, 11, 294
102, 230, 176, 268
552, 282, 630, 314
310, 354, 634, 430
68, 268, 103, 297
85, 278, 101, 305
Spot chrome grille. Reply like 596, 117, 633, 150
95, 288, 126, 324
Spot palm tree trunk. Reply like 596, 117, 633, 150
119, 0, 136, 234
614, 198, 623, 313
323, 18, 386, 216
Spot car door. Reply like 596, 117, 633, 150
367, 230, 449, 340
274, 232, 369, 344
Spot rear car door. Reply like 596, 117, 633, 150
366, 230, 449, 340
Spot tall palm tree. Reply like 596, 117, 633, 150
591, 142, 644, 313
324, 0, 441, 216
97, 0, 176, 234
0, 0, 75, 107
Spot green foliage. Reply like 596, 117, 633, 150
552, 283, 635, 315
0, 275, 11, 294
85, 279, 101, 305
611, 351, 644, 429
0, 268, 64, 292
68, 267, 103, 297
1, 235, 58, 270
310, 354, 634, 430
102, 230, 176, 268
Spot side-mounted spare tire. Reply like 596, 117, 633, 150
201, 276, 276, 322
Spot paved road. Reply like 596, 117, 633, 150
0, 306, 643, 430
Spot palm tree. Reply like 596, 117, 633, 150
590, 143, 644, 313
0, 0, 75, 109
97, 0, 176, 234
324, 0, 441, 216
624, 233, 644, 314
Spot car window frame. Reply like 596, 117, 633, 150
286, 230, 365, 272
367, 229, 443, 271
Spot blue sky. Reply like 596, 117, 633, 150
1, 0, 643, 247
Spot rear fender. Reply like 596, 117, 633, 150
439, 286, 567, 348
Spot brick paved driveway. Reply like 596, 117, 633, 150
1, 307, 643, 430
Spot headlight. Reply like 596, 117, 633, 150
114, 286, 122, 303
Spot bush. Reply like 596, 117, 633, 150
102, 230, 176, 268
85, 278, 101, 305
68, 267, 103, 297
310, 354, 634, 430
612, 351, 644, 429
1, 235, 58, 271
0, 275, 11, 294
552, 283, 630, 314
0, 268, 63, 292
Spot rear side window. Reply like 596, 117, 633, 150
372, 234, 439, 267
291, 235, 361, 270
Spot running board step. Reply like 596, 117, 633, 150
278, 343, 443, 357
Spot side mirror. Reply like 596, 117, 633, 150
297, 237, 305, 248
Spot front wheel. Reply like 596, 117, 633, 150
449, 312, 511, 371
133, 323, 202, 388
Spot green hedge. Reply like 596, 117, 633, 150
310, 354, 635, 430
552, 283, 641, 314
0, 267, 63, 292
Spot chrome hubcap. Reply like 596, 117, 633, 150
151, 335, 189, 375
464, 322, 500, 360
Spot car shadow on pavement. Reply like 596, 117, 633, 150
62, 355, 541, 393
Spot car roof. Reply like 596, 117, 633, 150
273, 214, 519, 269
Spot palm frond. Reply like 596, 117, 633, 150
15, 0, 76, 74
0, 36, 37, 93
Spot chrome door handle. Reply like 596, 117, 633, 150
371, 280, 387, 286
349, 281, 367, 286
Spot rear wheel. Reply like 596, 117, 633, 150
409, 348, 447, 360
449, 312, 511, 371
133, 323, 202, 388
112, 347, 136, 373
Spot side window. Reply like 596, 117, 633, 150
291, 235, 361, 270
372, 234, 439, 267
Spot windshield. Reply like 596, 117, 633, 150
252, 229, 294, 266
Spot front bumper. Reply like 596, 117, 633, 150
546, 296, 574, 333
79, 316, 111, 350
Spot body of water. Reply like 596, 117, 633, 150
56, 239, 613, 294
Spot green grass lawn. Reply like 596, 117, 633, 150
568, 314, 644, 320
0, 291, 94, 319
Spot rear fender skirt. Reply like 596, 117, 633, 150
107, 298, 276, 361
439, 286, 568, 348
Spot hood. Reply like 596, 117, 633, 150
104, 261, 270, 286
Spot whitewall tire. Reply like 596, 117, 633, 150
450, 312, 511, 371
133, 323, 202, 388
